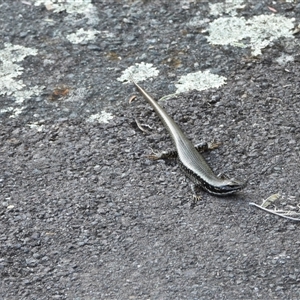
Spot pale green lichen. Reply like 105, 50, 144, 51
34, 0, 99, 25
175, 70, 226, 94
87, 111, 114, 123
66, 28, 99, 44
118, 62, 160, 83
208, 14, 295, 56
0, 43, 42, 101
0, 43, 45, 118
209, 0, 245, 16
276, 53, 294, 65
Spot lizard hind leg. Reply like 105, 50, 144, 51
129, 94, 153, 134
191, 184, 202, 201
134, 118, 153, 134
146, 149, 178, 160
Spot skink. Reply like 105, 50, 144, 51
131, 79, 246, 196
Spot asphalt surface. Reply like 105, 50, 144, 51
1, 1, 300, 299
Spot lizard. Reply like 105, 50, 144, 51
130, 78, 246, 197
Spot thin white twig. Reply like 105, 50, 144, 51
249, 202, 300, 221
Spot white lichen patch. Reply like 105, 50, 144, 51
34, 0, 99, 25
117, 62, 159, 83
187, 17, 210, 29
0, 64, 25, 96
9, 107, 25, 118
175, 70, 227, 94
119, 66, 226, 99
27, 122, 46, 131
66, 28, 99, 44
0, 43, 43, 109
208, 17, 247, 45
34, 0, 92, 13
14, 86, 44, 104
208, 14, 295, 56
0, 43, 37, 62
180, 0, 197, 10
65, 88, 88, 103
276, 53, 294, 65
0, 107, 14, 114
210, 0, 245, 16
99, 31, 115, 39
87, 111, 114, 123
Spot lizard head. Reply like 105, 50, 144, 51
216, 178, 247, 195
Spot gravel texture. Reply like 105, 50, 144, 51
1, 1, 300, 299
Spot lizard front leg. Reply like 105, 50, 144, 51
194, 141, 221, 153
